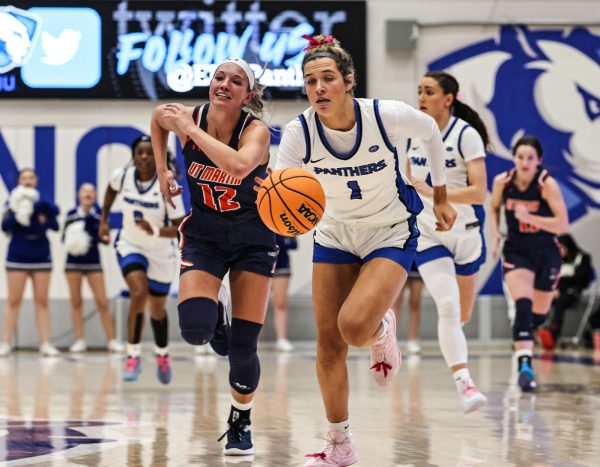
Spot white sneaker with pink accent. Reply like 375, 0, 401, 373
369, 309, 401, 387
460, 381, 487, 414
304, 434, 358, 467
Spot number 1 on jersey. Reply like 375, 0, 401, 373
347, 180, 362, 200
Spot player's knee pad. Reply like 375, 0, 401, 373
513, 298, 533, 341
177, 297, 218, 345
436, 297, 460, 323
436, 297, 467, 367
228, 318, 263, 395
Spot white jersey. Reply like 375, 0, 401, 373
406, 116, 486, 232
110, 166, 186, 249
276, 98, 447, 227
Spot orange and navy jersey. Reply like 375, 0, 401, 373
180, 104, 274, 247
501, 166, 555, 245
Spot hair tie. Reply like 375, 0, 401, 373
302, 34, 335, 51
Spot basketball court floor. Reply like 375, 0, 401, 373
1, 346, 599, 466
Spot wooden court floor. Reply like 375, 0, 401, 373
1, 347, 599, 466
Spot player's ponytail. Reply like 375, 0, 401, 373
245, 81, 266, 119
425, 71, 490, 149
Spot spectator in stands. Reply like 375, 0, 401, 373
538, 234, 594, 350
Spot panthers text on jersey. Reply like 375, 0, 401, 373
276, 98, 448, 228
406, 116, 486, 232
109, 166, 185, 249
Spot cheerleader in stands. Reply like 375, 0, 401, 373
1, 168, 60, 357
64, 183, 123, 353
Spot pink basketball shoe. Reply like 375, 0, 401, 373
304, 434, 358, 467
370, 309, 401, 387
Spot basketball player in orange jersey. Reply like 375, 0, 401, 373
150, 58, 277, 456
490, 135, 568, 392
276, 35, 456, 466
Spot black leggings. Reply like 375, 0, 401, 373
548, 290, 580, 337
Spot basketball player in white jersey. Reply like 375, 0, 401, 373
405, 71, 489, 413
99, 135, 185, 384
276, 35, 456, 467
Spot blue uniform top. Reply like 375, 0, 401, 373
2, 199, 59, 264
502, 166, 556, 246
180, 104, 274, 248
63, 205, 102, 266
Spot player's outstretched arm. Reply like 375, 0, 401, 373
151, 104, 186, 208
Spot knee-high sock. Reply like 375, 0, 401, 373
419, 258, 468, 368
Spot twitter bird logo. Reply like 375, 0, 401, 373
41, 29, 82, 65
21, 7, 101, 88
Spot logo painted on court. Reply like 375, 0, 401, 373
0, 418, 142, 464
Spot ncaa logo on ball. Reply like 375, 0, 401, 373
298, 203, 320, 226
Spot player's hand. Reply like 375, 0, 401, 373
163, 103, 195, 135
253, 167, 273, 193
433, 200, 457, 231
158, 169, 182, 209
136, 219, 154, 236
410, 176, 433, 198
514, 204, 530, 223
98, 221, 110, 244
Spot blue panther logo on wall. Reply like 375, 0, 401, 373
428, 26, 600, 293
0, 6, 41, 74
430, 25, 600, 219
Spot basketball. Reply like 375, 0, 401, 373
257, 168, 326, 237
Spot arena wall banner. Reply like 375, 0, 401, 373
422, 25, 600, 294
0, 0, 367, 99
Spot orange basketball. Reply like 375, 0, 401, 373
257, 168, 326, 237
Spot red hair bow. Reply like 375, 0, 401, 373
302, 34, 335, 51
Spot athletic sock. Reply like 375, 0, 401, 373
228, 397, 252, 425
376, 316, 389, 341
328, 419, 351, 443
453, 367, 473, 392
127, 343, 141, 358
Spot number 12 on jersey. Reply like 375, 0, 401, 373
198, 183, 241, 212
347, 181, 362, 200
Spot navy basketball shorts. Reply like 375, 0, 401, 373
502, 240, 561, 291
180, 235, 278, 279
